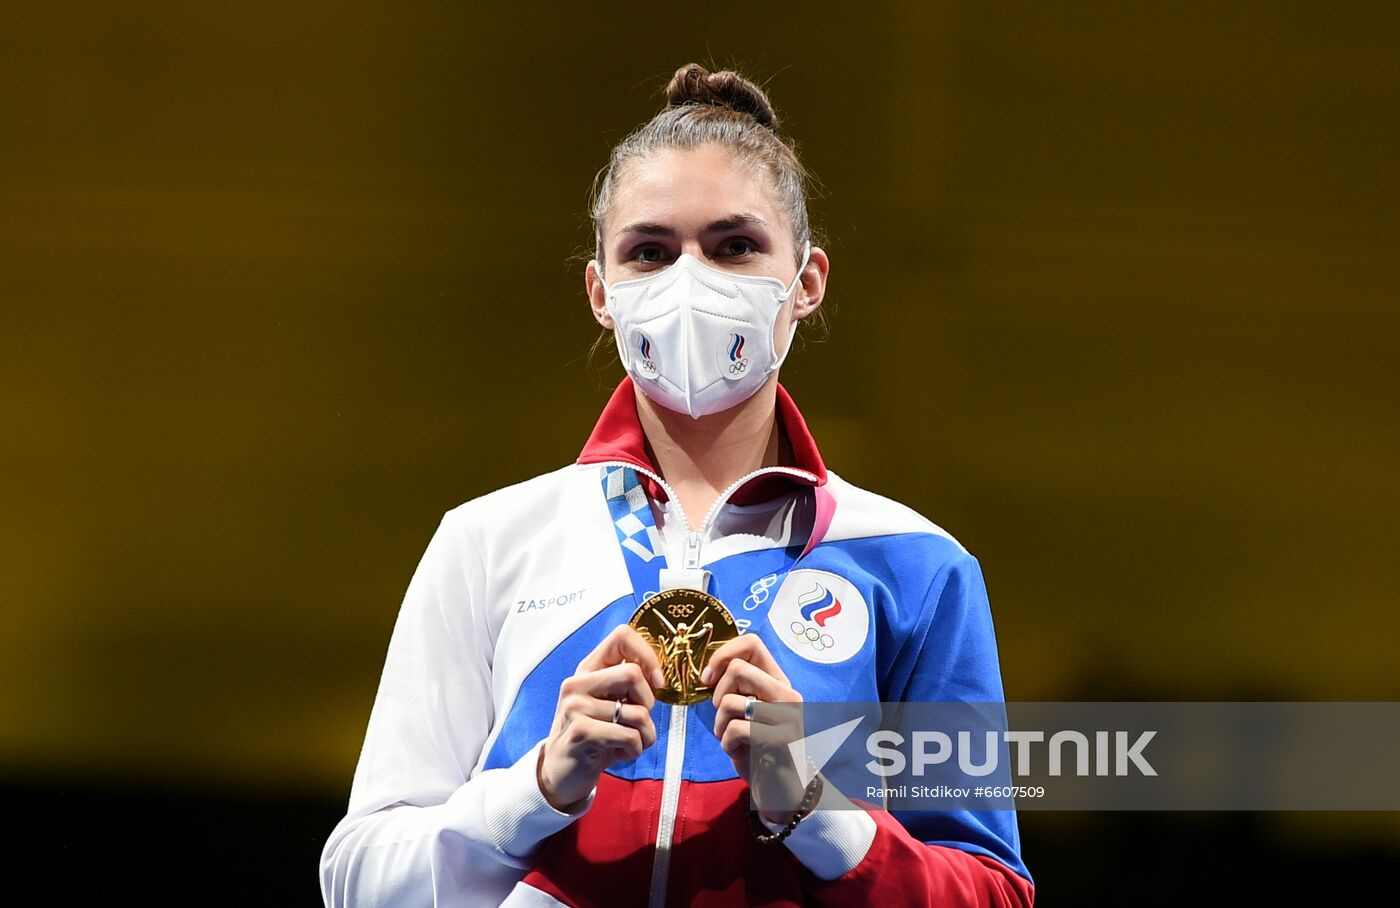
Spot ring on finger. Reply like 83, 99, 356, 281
613, 698, 624, 724
743, 695, 757, 721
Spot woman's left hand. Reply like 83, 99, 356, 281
703, 635, 807, 821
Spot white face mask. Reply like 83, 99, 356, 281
593, 241, 811, 419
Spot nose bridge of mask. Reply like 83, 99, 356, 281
642, 253, 747, 304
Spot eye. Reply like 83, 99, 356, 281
628, 244, 668, 264
720, 237, 757, 257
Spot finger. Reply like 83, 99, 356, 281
560, 693, 655, 734
610, 705, 659, 750
713, 692, 772, 746
712, 689, 803, 751
578, 624, 666, 687
564, 715, 648, 762
719, 717, 752, 758
713, 692, 752, 735
711, 658, 797, 706
583, 700, 657, 750
562, 662, 656, 709
700, 635, 787, 687
629, 710, 658, 750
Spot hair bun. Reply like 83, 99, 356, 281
665, 63, 779, 133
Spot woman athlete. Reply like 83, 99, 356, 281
321, 63, 1034, 908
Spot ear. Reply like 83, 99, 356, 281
791, 246, 829, 322
585, 260, 615, 330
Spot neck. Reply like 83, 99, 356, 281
635, 379, 787, 529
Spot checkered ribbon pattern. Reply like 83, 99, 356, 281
602, 465, 663, 563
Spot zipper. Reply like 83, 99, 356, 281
648, 704, 689, 908
594, 459, 819, 907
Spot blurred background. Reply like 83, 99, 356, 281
2, 1, 1396, 903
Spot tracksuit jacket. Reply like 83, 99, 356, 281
320, 377, 1035, 907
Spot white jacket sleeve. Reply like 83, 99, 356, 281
320, 508, 594, 908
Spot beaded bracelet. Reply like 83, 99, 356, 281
748, 768, 824, 844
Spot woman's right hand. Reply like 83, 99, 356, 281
537, 624, 666, 811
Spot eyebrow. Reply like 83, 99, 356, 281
616, 213, 771, 238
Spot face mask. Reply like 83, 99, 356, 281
593, 241, 811, 419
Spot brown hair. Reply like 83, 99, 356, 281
589, 63, 821, 281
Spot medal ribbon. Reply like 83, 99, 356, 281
601, 464, 671, 606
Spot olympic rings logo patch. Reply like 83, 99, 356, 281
767, 570, 869, 665
789, 620, 835, 651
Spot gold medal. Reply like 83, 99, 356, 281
629, 588, 738, 705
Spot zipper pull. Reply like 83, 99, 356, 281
684, 531, 702, 571
660, 531, 711, 593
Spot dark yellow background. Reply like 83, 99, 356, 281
2, 1, 1397, 900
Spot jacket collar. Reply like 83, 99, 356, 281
577, 376, 828, 506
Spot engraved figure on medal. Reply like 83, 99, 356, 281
630, 589, 737, 705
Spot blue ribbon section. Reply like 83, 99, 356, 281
601, 464, 669, 609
